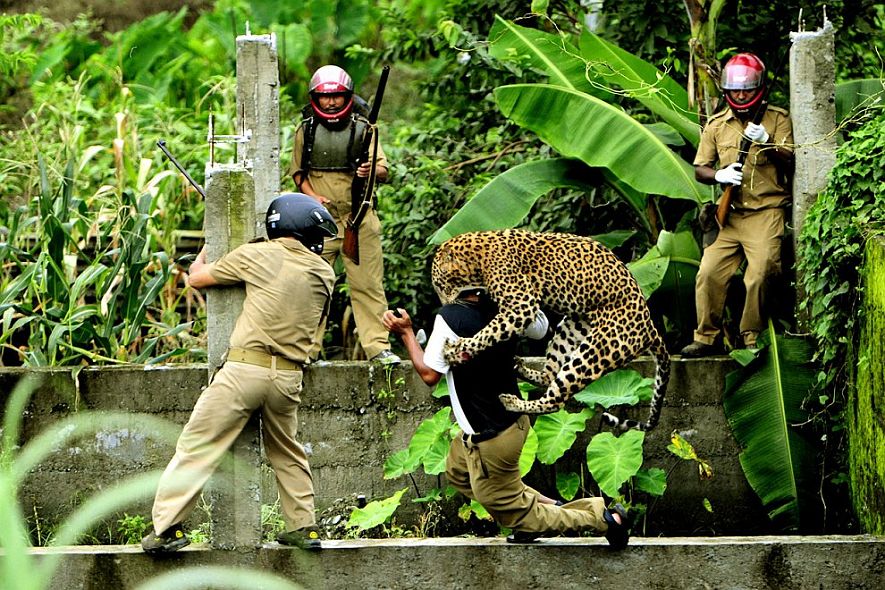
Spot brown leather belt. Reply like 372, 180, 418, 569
226, 347, 303, 371
462, 430, 500, 445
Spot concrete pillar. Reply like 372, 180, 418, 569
235, 33, 281, 237
789, 18, 837, 324
198, 34, 282, 550
202, 166, 262, 550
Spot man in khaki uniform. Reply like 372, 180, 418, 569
681, 53, 794, 357
288, 64, 398, 363
382, 290, 629, 548
142, 193, 336, 553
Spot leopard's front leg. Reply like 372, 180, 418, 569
443, 304, 536, 366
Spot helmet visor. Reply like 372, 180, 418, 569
721, 64, 763, 90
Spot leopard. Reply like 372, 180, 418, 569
431, 229, 670, 431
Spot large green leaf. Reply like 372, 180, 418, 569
722, 323, 819, 529
627, 245, 669, 298
519, 426, 538, 477
488, 16, 612, 100
431, 158, 599, 244
534, 408, 594, 465
835, 78, 884, 124
586, 429, 645, 498
346, 488, 407, 531
495, 84, 706, 202
579, 31, 699, 146
574, 368, 653, 409
406, 407, 453, 476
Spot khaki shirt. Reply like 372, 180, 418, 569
694, 106, 793, 210
288, 120, 388, 223
207, 238, 335, 363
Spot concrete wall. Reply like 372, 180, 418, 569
34, 536, 885, 590
1, 357, 770, 540
850, 236, 885, 534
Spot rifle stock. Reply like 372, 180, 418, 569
716, 185, 735, 228
343, 221, 359, 264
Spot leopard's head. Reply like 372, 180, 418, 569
431, 234, 486, 304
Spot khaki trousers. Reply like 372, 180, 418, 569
446, 415, 608, 534
315, 208, 391, 359
693, 207, 785, 347
151, 362, 314, 534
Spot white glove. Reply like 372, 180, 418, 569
714, 162, 743, 186
744, 122, 770, 143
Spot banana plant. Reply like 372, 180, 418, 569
722, 321, 819, 530
433, 16, 708, 244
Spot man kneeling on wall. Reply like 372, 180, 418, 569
382, 288, 629, 548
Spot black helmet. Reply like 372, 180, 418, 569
265, 193, 337, 254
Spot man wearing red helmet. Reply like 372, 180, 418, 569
681, 53, 794, 357
287, 65, 400, 364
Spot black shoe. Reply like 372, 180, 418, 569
277, 525, 322, 550
141, 524, 190, 554
506, 530, 542, 543
679, 341, 720, 358
603, 504, 630, 550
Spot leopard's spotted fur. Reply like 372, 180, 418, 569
431, 229, 670, 431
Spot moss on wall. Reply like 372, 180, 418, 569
850, 236, 885, 534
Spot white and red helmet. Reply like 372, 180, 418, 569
721, 53, 766, 115
309, 65, 354, 124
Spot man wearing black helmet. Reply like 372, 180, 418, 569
287, 64, 399, 364
681, 53, 794, 357
142, 193, 336, 553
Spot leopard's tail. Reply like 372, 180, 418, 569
602, 334, 670, 431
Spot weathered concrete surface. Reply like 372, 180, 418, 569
2, 357, 771, 539
851, 237, 885, 534
34, 536, 885, 590
790, 19, 838, 327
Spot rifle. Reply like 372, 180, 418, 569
342, 65, 390, 264
156, 140, 206, 199
715, 95, 769, 228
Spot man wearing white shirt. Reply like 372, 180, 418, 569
382, 288, 628, 547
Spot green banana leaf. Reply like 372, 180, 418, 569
722, 323, 819, 529
835, 78, 885, 124
579, 30, 700, 146
431, 157, 651, 243
488, 15, 613, 100
495, 84, 706, 202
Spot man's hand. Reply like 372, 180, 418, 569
744, 122, 770, 143
356, 162, 388, 182
714, 162, 744, 186
382, 308, 413, 335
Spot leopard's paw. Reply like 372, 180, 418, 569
498, 393, 527, 413
443, 339, 472, 365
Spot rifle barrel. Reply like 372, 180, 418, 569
157, 140, 206, 199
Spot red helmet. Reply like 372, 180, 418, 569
721, 53, 766, 115
309, 65, 354, 124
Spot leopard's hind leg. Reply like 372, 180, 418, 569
514, 317, 581, 386
500, 312, 641, 414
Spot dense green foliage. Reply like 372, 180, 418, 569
796, 107, 885, 520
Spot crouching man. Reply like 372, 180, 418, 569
382, 288, 629, 548
142, 193, 336, 553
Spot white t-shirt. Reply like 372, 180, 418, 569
423, 309, 549, 434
